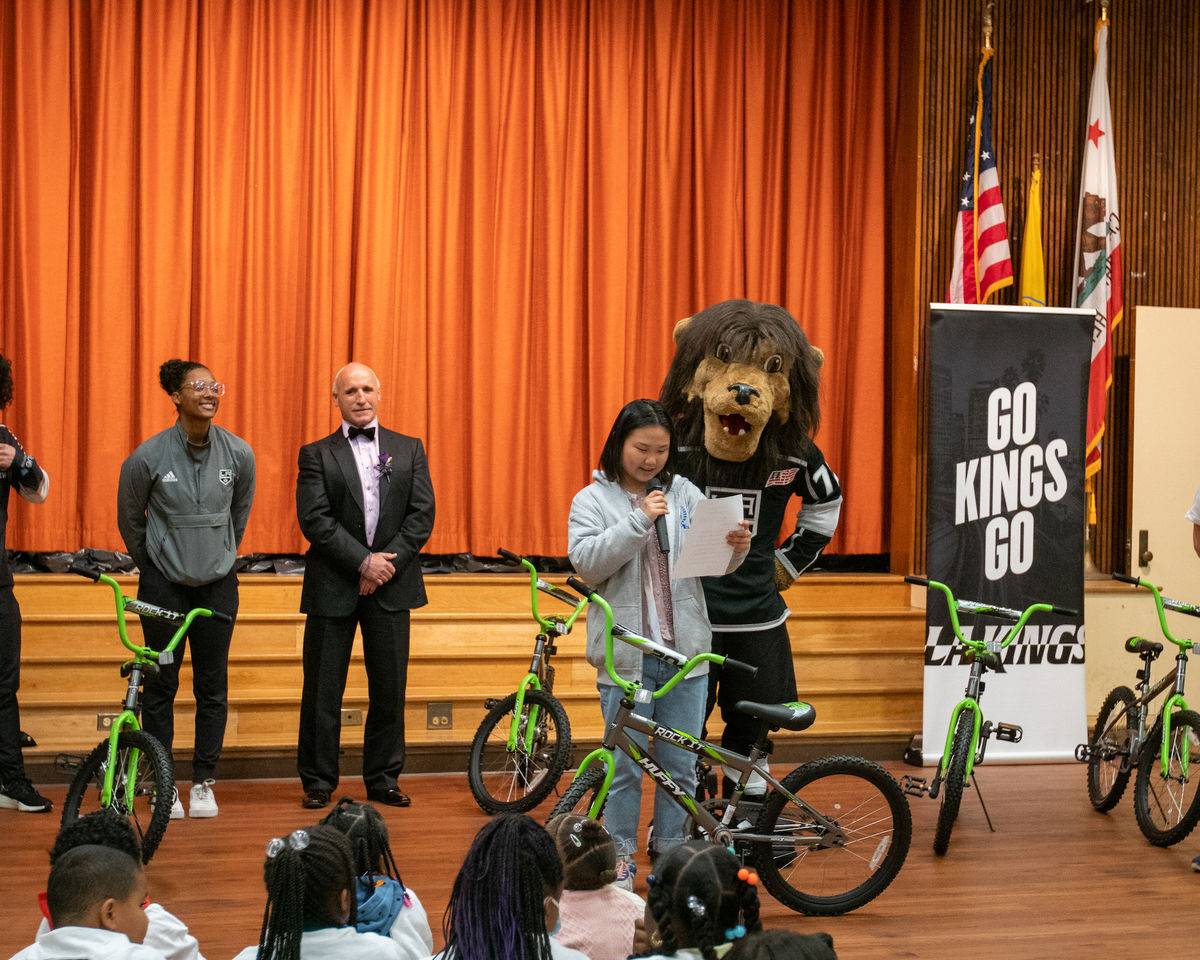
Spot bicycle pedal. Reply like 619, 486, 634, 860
900, 775, 930, 798
54, 753, 85, 774
994, 722, 1022, 743
1074, 743, 1091, 762
483, 698, 500, 710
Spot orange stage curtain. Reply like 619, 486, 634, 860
1, 0, 897, 558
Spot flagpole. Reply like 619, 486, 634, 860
982, 0, 994, 51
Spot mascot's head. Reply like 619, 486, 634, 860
659, 299, 823, 481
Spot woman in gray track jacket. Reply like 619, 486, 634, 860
117, 359, 255, 820
567, 399, 749, 880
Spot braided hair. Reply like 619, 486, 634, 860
158, 358, 208, 397
643, 842, 762, 960
254, 824, 358, 960
441, 814, 563, 960
319, 797, 406, 889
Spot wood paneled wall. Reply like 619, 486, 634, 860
15, 574, 925, 778
905, 0, 1200, 571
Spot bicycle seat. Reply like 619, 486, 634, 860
1125, 636, 1163, 658
734, 700, 816, 732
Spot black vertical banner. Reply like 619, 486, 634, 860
923, 304, 1093, 761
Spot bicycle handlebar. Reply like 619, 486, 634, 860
908, 575, 1074, 651
70, 563, 230, 656
568, 577, 756, 692
499, 549, 588, 632
1112, 573, 1200, 647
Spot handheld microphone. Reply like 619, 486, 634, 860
646, 477, 670, 553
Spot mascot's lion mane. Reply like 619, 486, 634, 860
659, 299, 823, 490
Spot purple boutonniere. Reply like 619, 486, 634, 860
375, 454, 393, 482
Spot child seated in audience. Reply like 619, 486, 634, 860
437, 813, 588, 960
11, 844, 163, 960
545, 814, 643, 960
724, 929, 837, 960
33, 809, 205, 960
231, 824, 405, 960
639, 841, 762, 960
319, 797, 433, 960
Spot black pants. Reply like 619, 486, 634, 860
0, 589, 27, 783
137, 561, 239, 783
297, 597, 410, 794
707, 622, 798, 760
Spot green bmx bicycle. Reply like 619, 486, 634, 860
1078, 573, 1200, 846
466, 549, 587, 814
549, 576, 912, 916
901, 576, 1077, 855
60, 562, 230, 862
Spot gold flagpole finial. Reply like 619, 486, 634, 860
982, 0, 995, 50
1032, 152, 1041, 172
1099, 0, 1110, 24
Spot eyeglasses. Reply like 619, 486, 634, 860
185, 380, 226, 396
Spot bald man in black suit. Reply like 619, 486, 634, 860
295, 362, 435, 809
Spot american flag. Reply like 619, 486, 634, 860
947, 49, 1013, 304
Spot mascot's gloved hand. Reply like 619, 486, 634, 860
774, 557, 797, 592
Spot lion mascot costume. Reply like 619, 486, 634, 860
659, 299, 842, 795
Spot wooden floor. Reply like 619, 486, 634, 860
1, 761, 1197, 959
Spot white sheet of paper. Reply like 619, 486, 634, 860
671, 495, 743, 579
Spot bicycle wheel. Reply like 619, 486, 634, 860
467, 689, 572, 814
1133, 708, 1200, 847
62, 729, 175, 864
750, 755, 911, 916
547, 765, 608, 823
1087, 685, 1136, 812
932, 710, 973, 856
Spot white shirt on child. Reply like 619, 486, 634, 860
37, 904, 204, 960
434, 942, 588, 960
9, 925, 168, 960
386, 887, 434, 960
230, 927, 405, 960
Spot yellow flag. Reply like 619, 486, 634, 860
1020, 163, 1046, 307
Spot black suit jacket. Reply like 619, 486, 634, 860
296, 426, 435, 616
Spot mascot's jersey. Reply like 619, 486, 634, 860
678, 442, 843, 631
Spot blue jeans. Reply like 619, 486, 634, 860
596, 657, 706, 858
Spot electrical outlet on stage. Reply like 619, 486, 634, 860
341, 709, 364, 726
427, 702, 453, 730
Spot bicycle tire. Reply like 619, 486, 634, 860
750, 755, 911, 915
547, 765, 608, 823
62, 729, 175, 864
1133, 708, 1200, 847
1087, 685, 1137, 812
933, 710, 973, 856
467, 689, 572, 814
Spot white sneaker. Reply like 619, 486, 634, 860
151, 787, 185, 819
188, 780, 218, 818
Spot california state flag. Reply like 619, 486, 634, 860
1073, 19, 1122, 480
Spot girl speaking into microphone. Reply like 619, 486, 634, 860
567, 399, 749, 887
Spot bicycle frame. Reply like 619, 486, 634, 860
1109, 574, 1198, 777
569, 583, 850, 852
912, 577, 1060, 785
497, 550, 587, 755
